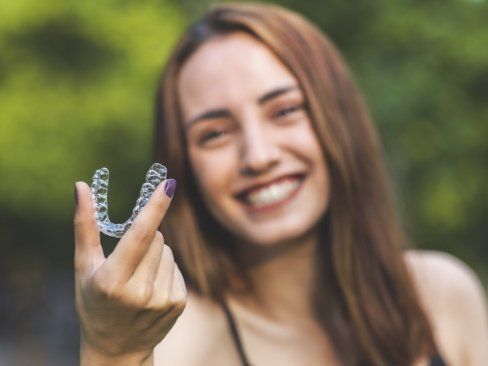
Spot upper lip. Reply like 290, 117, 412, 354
234, 173, 305, 198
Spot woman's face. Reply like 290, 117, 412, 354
178, 32, 330, 246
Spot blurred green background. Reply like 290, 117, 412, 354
0, 0, 486, 364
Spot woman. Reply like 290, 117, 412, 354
73, 3, 488, 365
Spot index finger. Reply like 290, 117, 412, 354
74, 181, 104, 275
104, 179, 176, 279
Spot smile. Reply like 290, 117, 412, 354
237, 175, 304, 210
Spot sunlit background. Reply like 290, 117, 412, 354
1, 0, 487, 364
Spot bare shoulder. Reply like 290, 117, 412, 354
406, 249, 477, 283
404, 249, 488, 366
153, 290, 230, 366
404, 249, 486, 306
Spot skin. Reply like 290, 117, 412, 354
180, 33, 330, 250
74, 180, 187, 366
160, 33, 488, 365
178, 32, 330, 326
75, 32, 488, 365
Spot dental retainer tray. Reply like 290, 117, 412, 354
91, 163, 167, 238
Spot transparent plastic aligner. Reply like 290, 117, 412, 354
91, 163, 167, 238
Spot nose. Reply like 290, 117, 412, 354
239, 123, 280, 176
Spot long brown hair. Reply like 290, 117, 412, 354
154, 3, 438, 365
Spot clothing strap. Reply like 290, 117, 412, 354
221, 301, 253, 366
430, 354, 447, 366
220, 302, 447, 366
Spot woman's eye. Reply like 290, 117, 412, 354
274, 104, 303, 119
198, 129, 228, 145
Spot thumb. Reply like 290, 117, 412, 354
74, 181, 104, 275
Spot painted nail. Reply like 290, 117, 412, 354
164, 179, 176, 198
74, 183, 79, 207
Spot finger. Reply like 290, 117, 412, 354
138, 261, 186, 338
145, 268, 186, 338
170, 263, 187, 316
147, 244, 176, 309
127, 231, 165, 288
105, 179, 176, 280
74, 181, 104, 275
162, 263, 187, 315
172, 263, 187, 300
155, 263, 187, 315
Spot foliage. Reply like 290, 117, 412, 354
275, 0, 488, 275
0, 0, 486, 285
0, 0, 183, 219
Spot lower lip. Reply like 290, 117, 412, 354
238, 177, 304, 214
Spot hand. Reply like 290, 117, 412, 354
74, 179, 186, 365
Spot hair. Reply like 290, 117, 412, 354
154, 3, 438, 365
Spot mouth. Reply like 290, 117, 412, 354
235, 174, 305, 211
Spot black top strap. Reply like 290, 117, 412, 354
220, 301, 253, 366
221, 301, 447, 366
430, 354, 448, 366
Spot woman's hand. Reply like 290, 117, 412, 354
74, 180, 186, 366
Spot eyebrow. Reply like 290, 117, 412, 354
184, 84, 299, 129
257, 84, 298, 104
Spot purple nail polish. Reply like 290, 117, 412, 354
164, 179, 176, 198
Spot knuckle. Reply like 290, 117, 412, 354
91, 275, 122, 300
170, 297, 187, 316
149, 301, 170, 314
117, 283, 153, 309
151, 296, 186, 317
167, 284, 187, 316
131, 223, 154, 243
131, 284, 153, 306
156, 288, 171, 307
74, 214, 89, 228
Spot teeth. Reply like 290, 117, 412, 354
245, 179, 300, 207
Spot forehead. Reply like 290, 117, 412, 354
177, 32, 297, 116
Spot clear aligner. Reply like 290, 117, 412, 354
91, 163, 167, 238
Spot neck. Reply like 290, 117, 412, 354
230, 231, 318, 323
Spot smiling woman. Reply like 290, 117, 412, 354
74, 2, 488, 366
177, 33, 329, 247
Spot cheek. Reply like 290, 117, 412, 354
288, 123, 329, 198
188, 146, 237, 200
287, 122, 325, 166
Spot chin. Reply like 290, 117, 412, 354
235, 218, 319, 247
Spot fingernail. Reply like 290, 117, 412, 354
164, 179, 176, 198
74, 183, 79, 206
